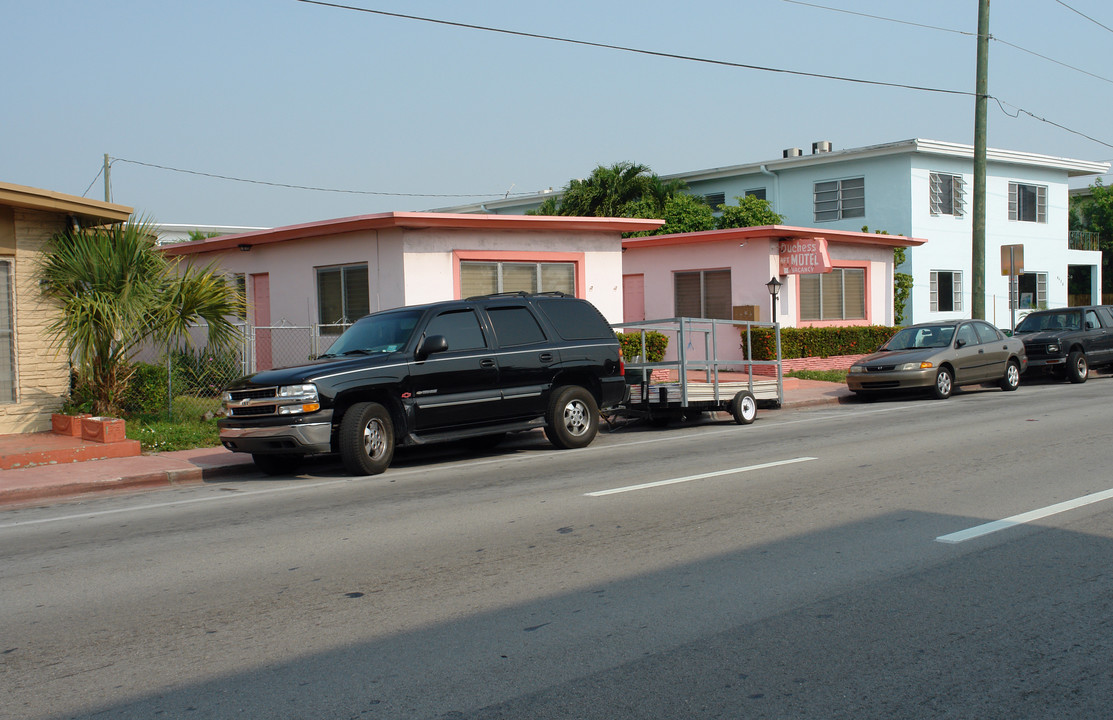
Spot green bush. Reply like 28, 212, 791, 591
120, 362, 173, 415
616, 330, 669, 362
171, 346, 242, 397
743, 325, 900, 361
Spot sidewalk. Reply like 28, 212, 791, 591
0, 378, 852, 508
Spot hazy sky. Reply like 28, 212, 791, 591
5, 0, 1112, 227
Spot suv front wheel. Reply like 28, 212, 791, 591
544, 385, 599, 449
339, 402, 395, 475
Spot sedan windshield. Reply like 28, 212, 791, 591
1014, 311, 1081, 333
883, 325, 956, 350
319, 309, 423, 357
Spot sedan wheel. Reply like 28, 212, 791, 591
999, 360, 1021, 391
931, 367, 953, 399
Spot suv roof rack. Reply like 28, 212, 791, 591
465, 291, 572, 301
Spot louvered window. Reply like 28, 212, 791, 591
814, 177, 865, 222
703, 192, 726, 208
929, 270, 963, 312
674, 269, 732, 320
799, 268, 865, 320
0, 261, 14, 403
460, 261, 575, 297
929, 173, 966, 217
1008, 182, 1047, 223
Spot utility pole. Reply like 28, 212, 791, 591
103, 153, 112, 203
971, 0, 990, 320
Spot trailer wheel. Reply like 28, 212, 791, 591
730, 391, 757, 425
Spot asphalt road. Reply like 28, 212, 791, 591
3, 376, 1113, 719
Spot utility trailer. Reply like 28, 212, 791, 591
611, 317, 782, 426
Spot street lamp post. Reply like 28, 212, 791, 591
766, 276, 782, 323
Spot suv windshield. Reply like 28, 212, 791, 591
320, 309, 423, 357
883, 325, 956, 350
1015, 311, 1081, 333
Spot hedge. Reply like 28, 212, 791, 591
742, 325, 900, 361
616, 330, 669, 362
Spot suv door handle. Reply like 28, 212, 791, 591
480, 359, 496, 368
539, 352, 554, 363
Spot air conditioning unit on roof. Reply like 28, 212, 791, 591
783, 147, 803, 158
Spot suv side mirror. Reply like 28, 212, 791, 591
1086, 320, 1096, 329
416, 334, 448, 361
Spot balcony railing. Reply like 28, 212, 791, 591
1068, 230, 1101, 251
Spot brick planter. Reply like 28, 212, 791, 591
80, 416, 128, 444
51, 413, 91, 437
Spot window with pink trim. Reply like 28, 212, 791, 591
461, 261, 575, 296
799, 267, 866, 321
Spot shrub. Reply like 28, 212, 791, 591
171, 346, 242, 397
743, 325, 900, 361
120, 362, 172, 415
616, 330, 669, 362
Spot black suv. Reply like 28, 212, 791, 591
219, 292, 627, 476
1012, 305, 1113, 382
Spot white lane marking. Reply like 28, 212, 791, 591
0, 404, 901, 530
936, 487, 1113, 544
585, 457, 818, 497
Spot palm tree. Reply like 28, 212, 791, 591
531, 162, 687, 218
39, 218, 244, 416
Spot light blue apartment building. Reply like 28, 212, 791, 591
439, 138, 1109, 328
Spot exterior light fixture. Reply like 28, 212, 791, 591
766, 276, 782, 322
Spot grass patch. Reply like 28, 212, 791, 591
126, 416, 221, 453
785, 369, 848, 383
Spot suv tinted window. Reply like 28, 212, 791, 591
424, 309, 487, 351
487, 306, 547, 346
536, 298, 613, 340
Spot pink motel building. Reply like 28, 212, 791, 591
620, 225, 925, 364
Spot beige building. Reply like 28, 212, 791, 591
0, 182, 132, 433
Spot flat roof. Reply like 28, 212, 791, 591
163, 212, 665, 255
622, 224, 926, 249
0, 181, 132, 224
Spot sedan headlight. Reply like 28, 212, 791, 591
900, 361, 934, 370
849, 365, 865, 374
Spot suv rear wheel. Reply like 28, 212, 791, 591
339, 402, 395, 475
1067, 350, 1088, 383
544, 385, 599, 449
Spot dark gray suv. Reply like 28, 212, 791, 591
219, 292, 626, 476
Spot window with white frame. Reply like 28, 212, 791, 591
317, 263, 370, 333
1008, 182, 1047, 223
814, 177, 865, 222
1012, 271, 1047, 309
799, 268, 866, 320
0, 260, 14, 403
460, 261, 575, 297
929, 172, 966, 217
674, 269, 732, 320
930, 270, 963, 312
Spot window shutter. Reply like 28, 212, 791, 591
674, 272, 702, 318
929, 173, 943, 215
1008, 182, 1018, 221
1037, 186, 1047, 223
814, 181, 840, 222
501, 263, 539, 294
704, 192, 726, 208
703, 270, 733, 320
929, 271, 939, 312
841, 177, 866, 218
0, 261, 13, 402
953, 271, 963, 311
461, 262, 498, 298
843, 268, 866, 319
821, 270, 844, 320
799, 274, 821, 320
540, 263, 575, 294
952, 176, 965, 218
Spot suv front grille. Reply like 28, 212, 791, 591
227, 387, 278, 402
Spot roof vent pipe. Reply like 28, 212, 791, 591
783, 147, 803, 158
812, 141, 833, 154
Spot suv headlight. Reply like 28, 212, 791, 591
277, 384, 321, 415
1046, 343, 1060, 354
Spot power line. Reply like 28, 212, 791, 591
110, 157, 535, 199
783, 0, 1113, 86
1055, 0, 1113, 34
297, 0, 1113, 151
295, 0, 976, 98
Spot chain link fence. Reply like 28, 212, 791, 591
125, 322, 350, 421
